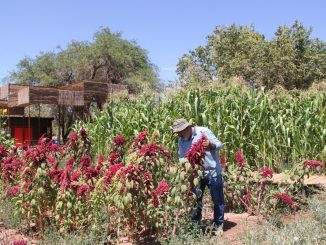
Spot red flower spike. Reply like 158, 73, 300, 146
7, 185, 21, 197
236, 150, 245, 167
79, 128, 87, 137
47, 155, 55, 164
77, 184, 90, 197
49, 169, 64, 184
128, 131, 148, 151
104, 163, 123, 186
143, 172, 153, 187
154, 180, 170, 196
184, 134, 207, 167
108, 153, 120, 164
85, 167, 100, 179
139, 144, 171, 158
243, 193, 252, 201
71, 171, 81, 181
275, 193, 297, 210
97, 155, 104, 165
304, 160, 323, 169
152, 194, 159, 208
69, 132, 78, 142
259, 167, 273, 178
80, 155, 92, 173
112, 135, 126, 146
59, 157, 74, 191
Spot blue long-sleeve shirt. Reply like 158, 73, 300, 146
178, 126, 223, 177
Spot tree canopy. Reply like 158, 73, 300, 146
177, 21, 326, 89
10, 28, 159, 91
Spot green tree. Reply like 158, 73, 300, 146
267, 21, 326, 89
8, 27, 160, 142
177, 24, 267, 86
177, 21, 326, 90
10, 27, 159, 90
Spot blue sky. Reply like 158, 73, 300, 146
0, 0, 325, 84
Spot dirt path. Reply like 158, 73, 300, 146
0, 222, 38, 245
0, 212, 301, 245
0, 213, 261, 245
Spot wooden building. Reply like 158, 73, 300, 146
0, 80, 128, 145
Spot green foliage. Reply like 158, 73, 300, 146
0, 187, 20, 228
1, 128, 323, 243
160, 222, 224, 245
0, 119, 14, 149
82, 87, 325, 170
9, 27, 159, 91
177, 21, 326, 89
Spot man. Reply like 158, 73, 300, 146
172, 118, 224, 231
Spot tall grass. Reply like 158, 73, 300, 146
81, 86, 325, 171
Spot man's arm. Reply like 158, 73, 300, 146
203, 128, 222, 151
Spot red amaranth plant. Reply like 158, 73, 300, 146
80, 155, 92, 173
119, 164, 142, 183
152, 180, 170, 208
6, 185, 20, 197
152, 194, 159, 208
2, 156, 24, 183
47, 155, 55, 164
77, 184, 90, 197
259, 167, 273, 178
243, 193, 252, 201
139, 143, 171, 158
103, 163, 123, 186
128, 131, 148, 151
154, 180, 170, 196
184, 134, 207, 167
108, 153, 120, 164
60, 157, 74, 191
48, 169, 64, 184
71, 171, 81, 181
85, 167, 100, 180
304, 160, 323, 170
79, 128, 87, 138
143, 172, 153, 188
275, 193, 297, 210
97, 155, 104, 168
113, 135, 126, 146
236, 150, 245, 167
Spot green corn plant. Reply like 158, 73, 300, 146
79, 86, 325, 171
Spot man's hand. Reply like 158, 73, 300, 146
202, 139, 214, 150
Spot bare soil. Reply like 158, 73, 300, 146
0, 210, 308, 245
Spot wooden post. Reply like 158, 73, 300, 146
28, 103, 30, 144
58, 105, 61, 145
38, 104, 41, 139
7, 107, 11, 137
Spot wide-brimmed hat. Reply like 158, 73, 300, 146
172, 118, 192, 133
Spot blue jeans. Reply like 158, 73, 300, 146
192, 174, 224, 226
